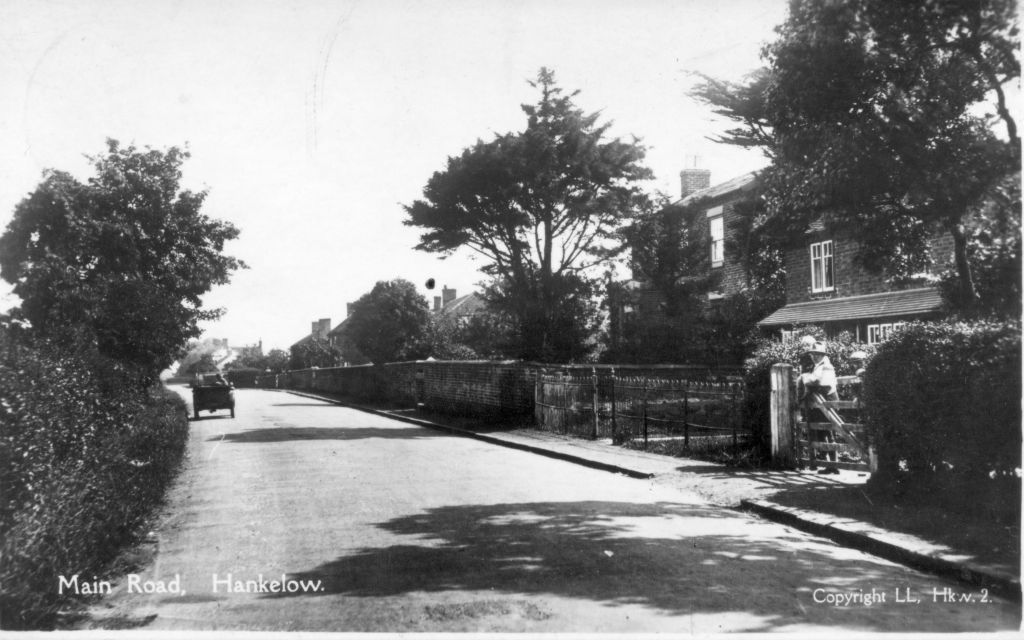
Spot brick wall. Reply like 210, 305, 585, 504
258, 361, 721, 425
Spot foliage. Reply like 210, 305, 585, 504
621, 199, 718, 313
483, 272, 602, 362
938, 173, 1022, 318
862, 321, 1021, 487
405, 68, 652, 361
420, 315, 481, 360
609, 200, 717, 364
184, 353, 219, 376
743, 329, 875, 452
229, 347, 290, 373
689, 68, 774, 152
288, 338, 345, 370
345, 279, 431, 364
759, 0, 1020, 306
0, 140, 245, 382
0, 327, 189, 628
699, 289, 785, 367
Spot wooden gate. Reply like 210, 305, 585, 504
795, 375, 875, 472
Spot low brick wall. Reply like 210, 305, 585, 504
258, 360, 723, 425
258, 360, 537, 418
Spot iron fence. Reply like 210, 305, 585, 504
535, 368, 747, 448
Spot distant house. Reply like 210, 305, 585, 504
757, 221, 951, 344
290, 318, 332, 352
431, 286, 486, 325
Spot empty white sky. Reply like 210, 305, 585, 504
0, 0, 784, 351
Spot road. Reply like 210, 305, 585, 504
85, 388, 1020, 632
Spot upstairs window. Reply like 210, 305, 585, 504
810, 240, 834, 292
709, 213, 724, 267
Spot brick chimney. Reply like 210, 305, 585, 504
680, 167, 710, 199
311, 318, 331, 341
442, 287, 457, 308
433, 296, 442, 311
346, 303, 354, 317
680, 156, 710, 199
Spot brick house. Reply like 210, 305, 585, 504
430, 287, 486, 324
607, 169, 761, 363
682, 170, 760, 301
757, 221, 951, 344
619, 168, 759, 303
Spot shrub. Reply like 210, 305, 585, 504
862, 320, 1022, 488
743, 327, 874, 454
0, 330, 189, 629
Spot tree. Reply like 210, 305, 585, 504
404, 68, 652, 361
288, 340, 344, 370
689, 68, 774, 152
228, 347, 291, 372
345, 279, 430, 364
759, 0, 1019, 311
621, 199, 718, 316
938, 172, 1021, 318
0, 140, 245, 381
263, 348, 290, 372
184, 353, 219, 376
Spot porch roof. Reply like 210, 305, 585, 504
757, 287, 944, 327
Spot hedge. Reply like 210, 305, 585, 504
862, 320, 1022, 486
0, 330, 190, 629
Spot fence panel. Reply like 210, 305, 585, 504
535, 369, 748, 449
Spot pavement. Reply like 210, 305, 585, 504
282, 388, 1022, 603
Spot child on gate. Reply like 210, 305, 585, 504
797, 339, 839, 474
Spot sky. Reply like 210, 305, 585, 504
0, 0, 784, 352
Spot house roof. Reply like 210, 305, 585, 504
679, 171, 759, 206
435, 292, 486, 317
327, 317, 349, 337
758, 287, 945, 327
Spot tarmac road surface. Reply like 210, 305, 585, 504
84, 388, 1021, 632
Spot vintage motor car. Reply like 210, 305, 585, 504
191, 374, 236, 420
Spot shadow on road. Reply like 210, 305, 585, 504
270, 403, 350, 408
261, 500, 1019, 631
208, 426, 448, 443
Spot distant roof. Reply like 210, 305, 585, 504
679, 171, 759, 206
758, 288, 944, 327
435, 292, 487, 317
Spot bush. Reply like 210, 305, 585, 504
743, 327, 874, 455
863, 320, 1022, 488
0, 330, 190, 629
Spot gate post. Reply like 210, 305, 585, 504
770, 363, 796, 468
591, 367, 599, 440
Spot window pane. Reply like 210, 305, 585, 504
710, 217, 724, 263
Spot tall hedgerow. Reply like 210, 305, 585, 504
0, 327, 189, 629
862, 320, 1021, 488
